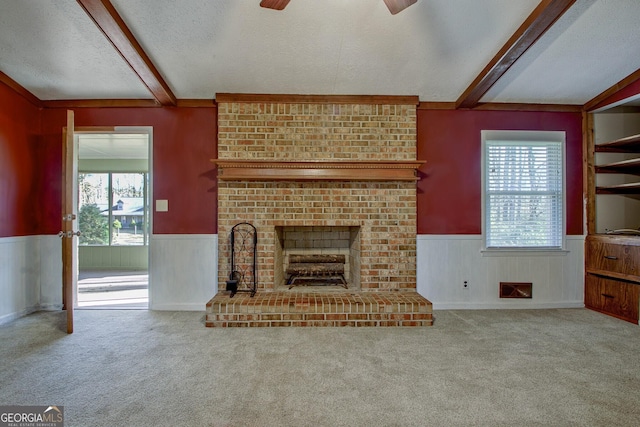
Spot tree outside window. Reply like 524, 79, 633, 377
78, 172, 148, 246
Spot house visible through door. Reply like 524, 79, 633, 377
76, 132, 150, 308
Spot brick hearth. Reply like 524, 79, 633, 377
206, 291, 433, 327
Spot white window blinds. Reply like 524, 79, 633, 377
485, 139, 564, 249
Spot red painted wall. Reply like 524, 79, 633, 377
0, 82, 42, 237
417, 109, 583, 235
39, 106, 218, 235
1, 80, 586, 239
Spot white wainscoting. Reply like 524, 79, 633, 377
1, 234, 218, 321
149, 234, 218, 311
0, 235, 62, 324
39, 235, 63, 310
417, 235, 585, 310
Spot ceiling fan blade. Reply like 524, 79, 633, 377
383, 0, 417, 15
260, 0, 291, 10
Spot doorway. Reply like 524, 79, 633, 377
75, 131, 151, 309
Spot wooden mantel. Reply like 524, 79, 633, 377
211, 159, 425, 181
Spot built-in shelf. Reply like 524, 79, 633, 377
594, 133, 640, 195
596, 182, 640, 194
210, 159, 425, 181
595, 133, 640, 152
595, 158, 640, 175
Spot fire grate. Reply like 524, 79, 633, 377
286, 254, 347, 289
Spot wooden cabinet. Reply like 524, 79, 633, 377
585, 235, 640, 324
585, 275, 639, 324
584, 114, 640, 323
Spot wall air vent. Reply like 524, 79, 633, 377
500, 282, 532, 299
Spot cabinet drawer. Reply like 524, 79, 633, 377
585, 274, 639, 324
586, 240, 639, 276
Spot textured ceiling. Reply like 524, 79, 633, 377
0, 0, 639, 105
78, 134, 149, 160
482, 0, 640, 104
110, 0, 539, 101
0, 0, 150, 99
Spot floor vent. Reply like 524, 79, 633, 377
500, 282, 532, 299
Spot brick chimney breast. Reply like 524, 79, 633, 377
216, 95, 418, 292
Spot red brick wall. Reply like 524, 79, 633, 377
217, 101, 418, 291
218, 102, 416, 160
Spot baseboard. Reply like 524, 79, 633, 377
39, 303, 63, 311
0, 305, 39, 325
432, 301, 585, 310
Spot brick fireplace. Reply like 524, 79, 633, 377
205, 94, 433, 327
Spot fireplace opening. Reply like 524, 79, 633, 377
274, 226, 361, 290
286, 254, 348, 289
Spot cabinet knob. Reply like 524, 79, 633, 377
603, 255, 618, 260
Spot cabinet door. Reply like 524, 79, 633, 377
586, 274, 639, 324
601, 280, 639, 323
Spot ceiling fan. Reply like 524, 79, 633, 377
260, 0, 418, 15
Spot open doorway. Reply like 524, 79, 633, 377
76, 132, 150, 309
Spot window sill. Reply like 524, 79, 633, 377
481, 248, 570, 257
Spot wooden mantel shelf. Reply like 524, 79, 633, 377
211, 159, 425, 181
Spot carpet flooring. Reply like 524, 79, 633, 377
1, 308, 639, 426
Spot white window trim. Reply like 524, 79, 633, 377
480, 130, 567, 256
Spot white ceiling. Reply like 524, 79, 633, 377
78, 134, 149, 160
1, 0, 639, 105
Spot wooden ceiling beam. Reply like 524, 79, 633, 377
76, 0, 176, 106
583, 68, 640, 112
383, 0, 418, 15
455, 0, 576, 109
259, 0, 291, 11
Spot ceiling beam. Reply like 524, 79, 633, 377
383, 0, 418, 15
259, 0, 291, 11
76, 0, 176, 106
455, 0, 576, 109
583, 68, 640, 112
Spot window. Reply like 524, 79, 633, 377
78, 172, 149, 246
482, 131, 565, 250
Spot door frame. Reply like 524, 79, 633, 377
72, 126, 154, 310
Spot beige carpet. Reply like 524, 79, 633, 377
1, 308, 639, 426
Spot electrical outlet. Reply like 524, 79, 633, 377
463, 280, 469, 288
